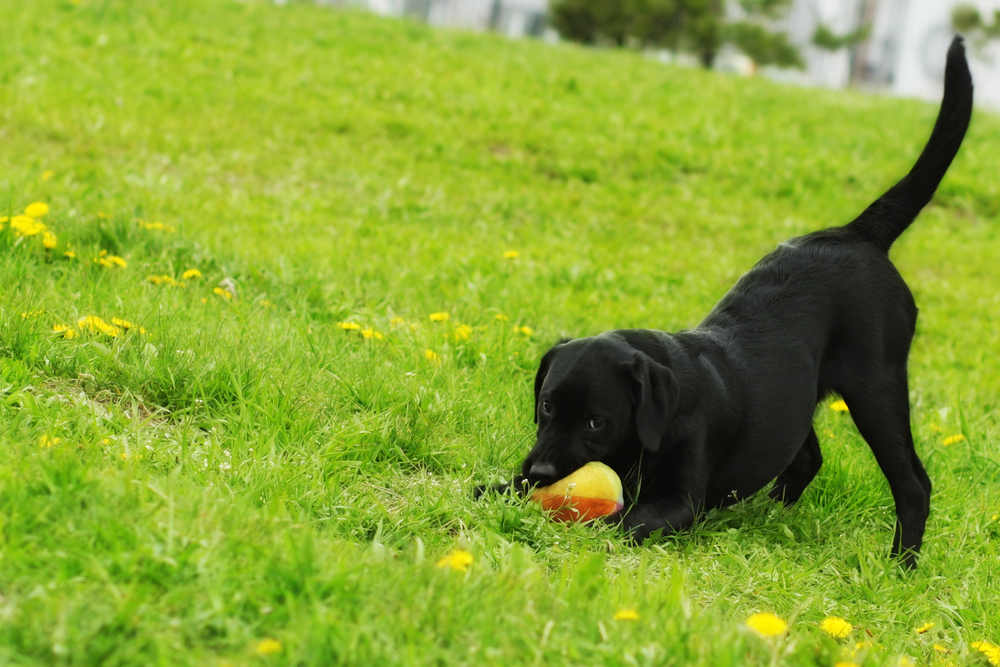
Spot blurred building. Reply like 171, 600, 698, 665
319, 0, 1000, 109
776, 0, 1000, 109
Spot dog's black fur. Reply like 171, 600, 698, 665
490, 38, 973, 568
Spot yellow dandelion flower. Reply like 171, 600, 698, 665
429, 312, 450, 322
834, 662, 859, 667
111, 317, 138, 331
453, 324, 473, 341
360, 328, 385, 340
24, 202, 49, 218
915, 622, 934, 634
11, 215, 46, 236
424, 349, 440, 364
746, 612, 788, 638
830, 399, 849, 412
972, 642, 1000, 667
182, 268, 202, 280
253, 638, 282, 655
53, 324, 76, 339
42, 231, 57, 249
42, 170, 55, 180
39, 435, 61, 448
495, 313, 509, 322
64, 248, 76, 259
137, 220, 176, 232
942, 434, 965, 446
992, 513, 998, 521
933, 644, 949, 654
436, 549, 473, 572
613, 609, 640, 621
503, 250, 520, 259
77, 316, 120, 337
897, 659, 913, 667
95, 254, 127, 268
213, 287, 233, 300
337, 322, 362, 331
389, 316, 405, 326
820, 616, 852, 639
514, 325, 534, 336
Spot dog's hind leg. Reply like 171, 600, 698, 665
841, 370, 931, 569
768, 427, 823, 505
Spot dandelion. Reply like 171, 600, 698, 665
972, 642, 1000, 666
137, 219, 176, 232
53, 324, 76, 339
213, 287, 233, 300
429, 312, 450, 322
64, 248, 77, 259
24, 202, 49, 218
495, 313, 509, 322
513, 325, 534, 336
389, 316, 405, 326
834, 662, 859, 667
933, 644, 949, 654
11, 215, 46, 236
453, 324, 473, 341
436, 549, 473, 572
915, 622, 934, 634
503, 250, 520, 259
942, 434, 966, 446
253, 638, 282, 655
360, 328, 385, 340
39, 435, 61, 448
613, 609, 640, 621
146, 275, 179, 286
830, 399, 849, 412
77, 316, 120, 337
746, 612, 788, 638
820, 616, 853, 639
424, 349, 440, 364
42, 170, 55, 180
42, 231, 57, 249
95, 254, 127, 268
111, 318, 145, 335
182, 268, 202, 280
337, 322, 362, 331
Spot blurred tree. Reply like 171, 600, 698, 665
811, 23, 871, 51
549, 0, 801, 69
952, 4, 1000, 45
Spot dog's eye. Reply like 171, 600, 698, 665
541, 401, 553, 414
586, 418, 604, 430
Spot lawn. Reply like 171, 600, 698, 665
1, 1, 999, 665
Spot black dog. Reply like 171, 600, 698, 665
501, 38, 972, 568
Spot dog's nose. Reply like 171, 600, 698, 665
527, 461, 559, 487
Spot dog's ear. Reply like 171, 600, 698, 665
533, 340, 570, 423
630, 352, 679, 453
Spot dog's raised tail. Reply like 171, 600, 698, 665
847, 36, 973, 253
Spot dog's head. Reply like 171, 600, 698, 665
521, 335, 679, 487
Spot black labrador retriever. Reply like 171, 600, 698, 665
490, 37, 973, 568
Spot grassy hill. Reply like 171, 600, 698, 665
1, 1, 999, 664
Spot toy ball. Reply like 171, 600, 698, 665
530, 461, 624, 522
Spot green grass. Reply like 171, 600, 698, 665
2, 1, 1000, 664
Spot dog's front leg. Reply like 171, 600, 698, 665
608, 498, 698, 544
